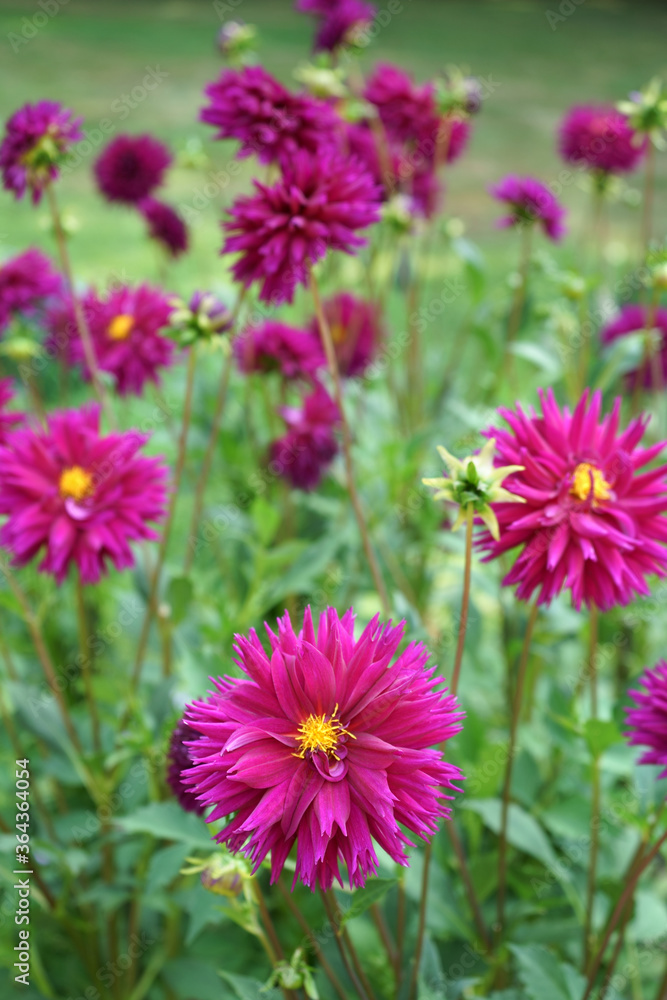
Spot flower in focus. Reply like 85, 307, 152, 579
182, 606, 463, 890
0, 101, 83, 203
201, 66, 340, 167
626, 661, 667, 776
559, 104, 646, 176
313, 0, 377, 52
167, 290, 232, 348
0, 404, 169, 585
479, 388, 667, 610
167, 717, 207, 815
138, 198, 189, 258
269, 383, 340, 491
0, 248, 62, 334
423, 438, 525, 540
310, 292, 382, 377
0, 380, 22, 444
94, 134, 172, 204
600, 304, 667, 390
490, 174, 566, 242
234, 320, 323, 380
222, 150, 381, 305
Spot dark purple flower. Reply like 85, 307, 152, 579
626, 661, 667, 777
167, 717, 207, 815
94, 134, 172, 204
270, 383, 340, 491
559, 105, 646, 176
223, 150, 381, 305
0, 380, 22, 444
601, 304, 667, 390
139, 198, 189, 258
235, 320, 323, 380
490, 174, 566, 241
0, 249, 62, 334
310, 292, 381, 377
364, 63, 440, 147
0, 101, 83, 203
314, 0, 376, 51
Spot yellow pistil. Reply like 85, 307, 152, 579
107, 313, 134, 341
294, 704, 355, 760
570, 462, 611, 504
59, 465, 94, 502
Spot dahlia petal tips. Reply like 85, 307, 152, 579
490, 174, 566, 241
0, 379, 23, 444
182, 606, 464, 891
0, 100, 83, 203
626, 661, 667, 778
167, 717, 207, 815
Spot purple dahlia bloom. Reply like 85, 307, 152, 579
0, 404, 169, 585
167, 717, 207, 815
223, 150, 381, 305
559, 105, 646, 176
183, 606, 464, 890
314, 0, 377, 51
0, 380, 22, 444
270, 384, 340, 491
139, 198, 189, 258
601, 304, 667, 390
626, 661, 667, 777
364, 63, 440, 147
0, 101, 83, 203
94, 134, 172, 204
0, 249, 62, 334
490, 174, 566, 241
234, 320, 323, 380
309, 292, 381, 377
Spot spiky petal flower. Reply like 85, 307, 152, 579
269, 384, 340, 491
0, 404, 168, 585
478, 388, 667, 611
139, 198, 189, 258
223, 151, 381, 305
183, 606, 464, 891
309, 292, 381, 378
0, 380, 22, 444
201, 66, 340, 167
424, 439, 525, 540
600, 304, 667, 390
490, 174, 566, 242
559, 105, 646, 176
94, 134, 172, 204
626, 661, 667, 777
167, 717, 207, 815
234, 320, 322, 380
0, 248, 62, 334
0, 101, 83, 203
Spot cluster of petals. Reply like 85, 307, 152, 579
311, 0, 377, 51
479, 389, 667, 611
0, 379, 22, 444
559, 104, 646, 175
600, 304, 667, 390
625, 661, 667, 777
94, 134, 172, 204
0, 404, 169, 585
182, 606, 463, 890
0, 248, 62, 334
490, 174, 566, 241
234, 320, 323, 380
270, 384, 341, 491
139, 198, 189, 258
0, 100, 83, 203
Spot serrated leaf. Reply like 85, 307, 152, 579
462, 799, 558, 869
339, 877, 398, 925
511, 944, 586, 1000
115, 802, 213, 849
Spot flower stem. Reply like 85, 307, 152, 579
326, 889, 377, 1000
451, 503, 474, 697
277, 879, 348, 1000
641, 140, 656, 254
310, 270, 390, 616
583, 605, 600, 972
371, 903, 399, 979
496, 601, 539, 939
76, 572, 100, 753
320, 888, 372, 1000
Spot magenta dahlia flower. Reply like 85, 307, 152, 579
559, 105, 646, 176
94, 134, 172, 204
182, 606, 463, 890
223, 151, 380, 305
234, 320, 323, 380
364, 64, 439, 147
139, 198, 189, 258
269, 384, 340, 491
310, 292, 381, 378
201, 66, 339, 168
0, 248, 62, 334
84, 284, 175, 396
167, 717, 206, 816
0, 404, 168, 585
0, 380, 22, 444
478, 389, 667, 611
601, 304, 667, 390
626, 662, 667, 777
490, 175, 566, 241
314, 0, 376, 51
0, 101, 83, 203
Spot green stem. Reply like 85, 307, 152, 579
451, 503, 474, 697
325, 890, 377, 1000
75, 573, 100, 753
277, 879, 348, 1000
320, 888, 371, 1000
583, 606, 600, 971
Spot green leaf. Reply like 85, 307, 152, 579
162, 958, 228, 1000
461, 799, 559, 869
338, 877, 399, 925
144, 842, 191, 896
220, 973, 281, 1000
511, 944, 586, 1000
584, 719, 622, 758
115, 802, 213, 849
167, 575, 194, 625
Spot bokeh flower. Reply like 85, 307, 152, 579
0, 404, 168, 585
479, 389, 667, 610
182, 606, 463, 890
0, 248, 62, 334
626, 661, 667, 776
139, 198, 189, 258
559, 104, 646, 176
0, 101, 83, 203
222, 150, 381, 305
600, 304, 667, 390
313, 0, 376, 51
234, 320, 322, 380
490, 174, 566, 241
167, 717, 207, 815
0, 380, 22, 444
269, 383, 340, 491
364, 63, 439, 146
94, 134, 172, 204
167, 290, 232, 348
309, 292, 381, 377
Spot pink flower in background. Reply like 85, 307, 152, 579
270, 384, 340, 491
183, 606, 463, 890
364, 63, 440, 146
0, 248, 62, 334
234, 320, 323, 380
223, 150, 381, 305
139, 198, 189, 258
0, 380, 22, 444
490, 174, 566, 241
626, 661, 667, 777
201, 66, 339, 167
0, 101, 83, 203
309, 292, 382, 377
0, 405, 168, 585
601, 304, 667, 390
479, 389, 667, 611
94, 134, 172, 204
313, 0, 376, 51
167, 717, 207, 816
559, 105, 646, 175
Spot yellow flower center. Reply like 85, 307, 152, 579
330, 321, 346, 345
294, 705, 354, 760
107, 313, 134, 341
59, 465, 94, 502
570, 462, 611, 504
